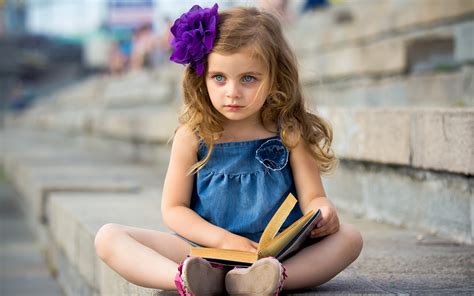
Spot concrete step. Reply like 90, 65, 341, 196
3, 110, 473, 246
9, 106, 473, 175
287, 3, 474, 81
92, 107, 179, 144
1, 128, 473, 294
288, 0, 474, 51
318, 107, 473, 175
296, 24, 474, 82
305, 66, 473, 108
0, 171, 63, 296
0, 128, 168, 248
37, 64, 182, 110
49, 193, 165, 295
48, 192, 163, 296
101, 69, 179, 108
46, 191, 474, 295
316, 108, 473, 244
10, 106, 179, 145
324, 160, 473, 244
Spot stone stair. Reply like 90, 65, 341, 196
284, 0, 474, 245
1, 128, 473, 295
0, 170, 63, 296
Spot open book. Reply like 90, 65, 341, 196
190, 193, 320, 267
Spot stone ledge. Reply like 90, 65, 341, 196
93, 108, 179, 144
2, 128, 473, 294
14, 107, 179, 145
48, 192, 165, 295
296, 20, 472, 81
44, 192, 383, 295
102, 72, 175, 108
299, 37, 406, 81
39, 65, 182, 110
306, 66, 474, 107
1, 128, 172, 169
0, 128, 168, 245
318, 107, 474, 175
9, 160, 163, 223
7, 106, 473, 175
45, 189, 474, 295
6, 106, 473, 176
324, 160, 474, 244
288, 0, 474, 51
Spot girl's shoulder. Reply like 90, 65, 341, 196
174, 125, 199, 151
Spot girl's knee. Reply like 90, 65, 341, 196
339, 224, 363, 259
95, 223, 124, 259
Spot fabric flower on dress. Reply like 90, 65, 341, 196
169, 3, 219, 76
255, 139, 289, 171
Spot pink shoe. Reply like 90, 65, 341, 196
175, 256, 227, 296
225, 257, 287, 296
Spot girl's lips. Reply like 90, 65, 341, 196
224, 105, 243, 111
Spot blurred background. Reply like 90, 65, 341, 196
0, 0, 254, 112
0, 0, 473, 295
1, 0, 323, 113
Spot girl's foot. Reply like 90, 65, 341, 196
225, 257, 287, 296
175, 256, 227, 296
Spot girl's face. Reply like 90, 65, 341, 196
205, 47, 269, 125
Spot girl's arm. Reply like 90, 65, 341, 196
161, 126, 258, 251
290, 138, 340, 238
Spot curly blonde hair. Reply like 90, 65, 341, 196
178, 7, 336, 174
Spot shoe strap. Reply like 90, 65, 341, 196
274, 260, 288, 296
175, 258, 194, 296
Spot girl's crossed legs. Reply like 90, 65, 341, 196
95, 223, 192, 290
282, 223, 363, 290
95, 223, 362, 291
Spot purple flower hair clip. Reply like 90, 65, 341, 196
169, 3, 219, 76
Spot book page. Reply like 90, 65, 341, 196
258, 193, 297, 250
190, 247, 258, 264
276, 209, 320, 261
258, 211, 314, 258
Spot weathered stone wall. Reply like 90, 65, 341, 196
283, 0, 474, 244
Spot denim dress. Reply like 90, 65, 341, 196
191, 136, 304, 243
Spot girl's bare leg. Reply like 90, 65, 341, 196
94, 223, 191, 290
282, 224, 363, 290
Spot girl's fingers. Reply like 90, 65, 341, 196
311, 225, 334, 238
310, 206, 340, 238
315, 210, 332, 229
310, 222, 328, 237
310, 215, 338, 238
314, 211, 327, 228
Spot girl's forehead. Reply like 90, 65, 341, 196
207, 47, 267, 74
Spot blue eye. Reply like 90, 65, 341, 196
214, 75, 224, 82
242, 75, 256, 83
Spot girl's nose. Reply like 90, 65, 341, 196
225, 82, 241, 99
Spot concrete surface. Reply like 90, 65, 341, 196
318, 107, 474, 175
0, 169, 63, 296
46, 192, 474, 295
1, 127, 473, 295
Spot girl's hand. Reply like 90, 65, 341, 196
217, 232, 259, 252
310, 204, 340, 238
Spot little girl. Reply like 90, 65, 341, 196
95, 4, 363, 295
